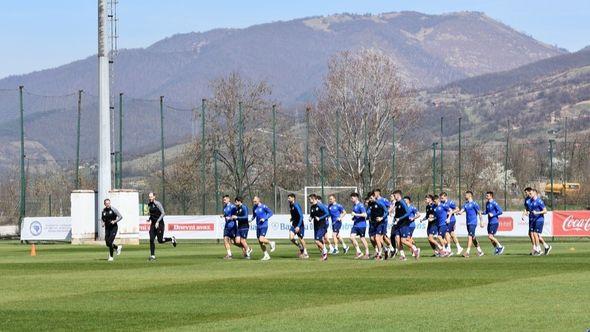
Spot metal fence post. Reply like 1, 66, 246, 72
305, 107, 310, 186
440, 116, 443, 192
458, 117, 461, 199
504, 125, 509, 209
320, 146, 325, 198
549, 139, 555, 210
335, 108, 341, 186
272, 104, 277, 210
159, 96, 166, 206
391, 118, 396, 190
118, 92, 123, 188
201, 99, 206, 214
238, 102, 244, 193
563, 116, 567, 210
214, 149, 220, 214
432, 142, 437, 194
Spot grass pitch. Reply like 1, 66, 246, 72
0, 238, 589, 331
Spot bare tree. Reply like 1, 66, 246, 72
206, 72, 274, 197
315, 49, 417, 194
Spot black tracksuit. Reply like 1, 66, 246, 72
102, 206, 122, 257
148, 200, 172, 255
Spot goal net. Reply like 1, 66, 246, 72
276, 186, 358, 214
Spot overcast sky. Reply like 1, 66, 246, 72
1, 0, 588, 78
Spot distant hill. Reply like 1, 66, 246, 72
419, 47, 590, 142
436, 47, 590, 95
0, 11, 566, 169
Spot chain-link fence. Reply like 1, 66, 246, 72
1, 85, 589, 227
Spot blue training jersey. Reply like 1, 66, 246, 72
377, 197, 391, 219
409, 204, 418, 226
252, 203, 273, 225
524, 197, 535, 222
442, 199, 457, 222
328, 203, 345, 223
352, 202, 367, 227
223, 203, 237, 225
434, 203, 448, 226
528, 197, 546, 222
462, 200, 480, 225
484, 200, 503, 224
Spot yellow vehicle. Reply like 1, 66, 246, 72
544, 182, 581, 197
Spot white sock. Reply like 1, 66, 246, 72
497, 242, 502, 248
400, 250, 406, 257
355, 246, 361, 253
303, 249, 308, 255
477, 246, 482, 253
342, 242, 348, 249
226, 249, 232, 256
334, 244, 339, 250
543, 243, 549, 249
411, 245, 417, 251
466, 247, 471, 254
329, 244, 334, 251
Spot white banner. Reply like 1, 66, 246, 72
20, 217, 72, 241
136, 212, 552, 240
17, 212, 557, 242
139, 215, 222, 240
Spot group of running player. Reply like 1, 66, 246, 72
99, 186, 551, 261
219, 186, 552, 261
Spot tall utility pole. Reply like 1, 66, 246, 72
19, 86, 25, 224
159, 96, 166, 206
75, 90, 83, 188
98, 0, 112, 239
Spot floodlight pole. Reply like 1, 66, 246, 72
98, 0, 111, 240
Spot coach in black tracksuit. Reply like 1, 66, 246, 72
147, 192, 176, 260
102, 199, 122, 260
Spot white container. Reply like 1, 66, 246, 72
108, 189, 140, 245
71, 190, 97, 244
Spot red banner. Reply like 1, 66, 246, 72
498, 217, 514, 232
553, 211, 590, 237
167, 223, 215, 231
138, 222, 215, 232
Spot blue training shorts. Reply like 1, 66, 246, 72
487, 223, 499, 235
289, 225, 304, 238
351, 225, 366, 238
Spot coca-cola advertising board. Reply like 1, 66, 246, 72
552, 211, 590, 237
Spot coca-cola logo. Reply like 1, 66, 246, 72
562, 215, 590, 232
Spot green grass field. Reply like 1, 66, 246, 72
1, 239, 589, 331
